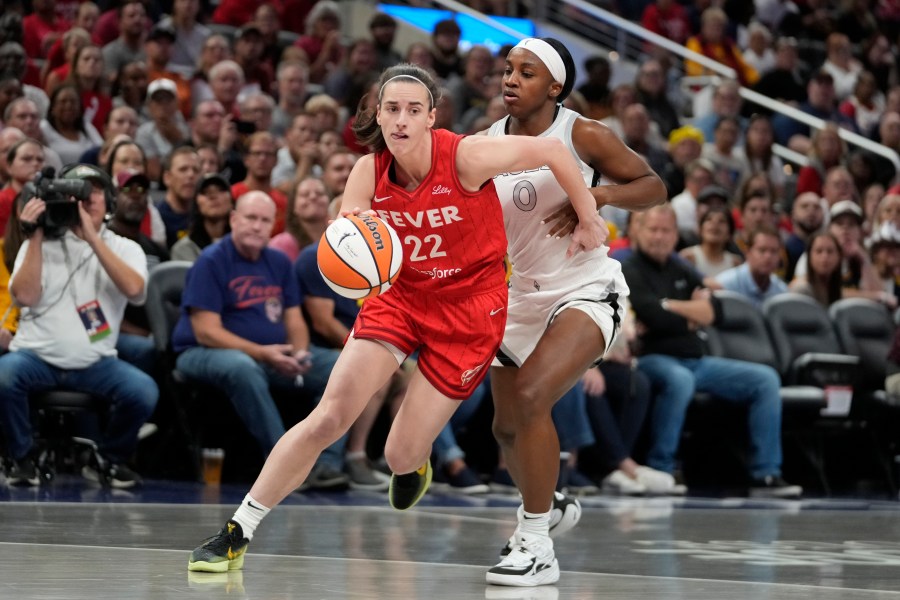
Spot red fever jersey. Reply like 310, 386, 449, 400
353, 129, 508, 399
372, 128, 507, 297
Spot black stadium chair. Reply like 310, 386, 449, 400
829, 298, 895, 399
762, 293, 898, 493
830, 298, 900, 493
704, 292, 828, 490
762, 293, 859, 390
30, 389, 107, 484
143, 261, 198, 478
705, 291, 824, 408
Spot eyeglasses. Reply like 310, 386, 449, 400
121, 185, 147, 195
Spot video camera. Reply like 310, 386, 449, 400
21, 167, 92, 238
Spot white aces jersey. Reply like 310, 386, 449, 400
487, 106, 629, 295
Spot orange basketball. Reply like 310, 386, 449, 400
317, 214, 403, 299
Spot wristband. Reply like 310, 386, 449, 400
20, 221, 39, 237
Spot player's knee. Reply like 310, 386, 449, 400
511, 381, 550, 423
492, 418, 516, 448
382, 442, 428, 475
305, 405, 351, 447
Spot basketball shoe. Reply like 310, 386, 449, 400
499, 491, 581, 557
487, 531, 559, 587
188, 520, 249, 573
388, 460, 432, 510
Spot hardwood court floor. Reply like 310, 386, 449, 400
2, 479, 900, 599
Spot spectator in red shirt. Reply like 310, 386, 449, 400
641, 0, 691, 45
212, 0, 277, 27
44, 27, 91, 94
23, 0, 71, 60
44, 2, 101, 82
293, 1, 343, 84
0, 139, 45, 237
63, 45, 112, 136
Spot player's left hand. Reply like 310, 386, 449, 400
542, 204, 578, 238
330, 207, 377, 224
567, 213, 608, 257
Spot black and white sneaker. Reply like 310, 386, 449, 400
6, 456, 40, 486
82, 462, 142, 489
499, 491, 581, 557
487, 531, 559, 587
749, 475, 802, 499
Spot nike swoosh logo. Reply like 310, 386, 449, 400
247, 501, 263, 511
490, 307, 505, 316
374, 195, 391, 203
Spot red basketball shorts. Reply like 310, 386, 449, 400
351, 284, 508, 400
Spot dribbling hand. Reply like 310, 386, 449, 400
330, 207, 377, 225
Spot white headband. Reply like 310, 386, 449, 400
379, 74, 434, 107
513, 38, 566, 85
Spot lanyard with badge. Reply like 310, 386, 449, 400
61, 235, 110, 343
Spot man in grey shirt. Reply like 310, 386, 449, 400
102, 1, 148, 79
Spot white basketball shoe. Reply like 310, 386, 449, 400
487, 531, 559, 587
499, 491, 581, 558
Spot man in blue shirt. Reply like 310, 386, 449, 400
172, 191, 348, 489
716, 224, 789, 307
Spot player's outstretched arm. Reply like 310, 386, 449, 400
457, 135, 606, 255
338, 154, 377, 216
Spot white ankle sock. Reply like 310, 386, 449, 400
232, 494, 270, 540
519, 509, 551, 538
346, 451, 366, 461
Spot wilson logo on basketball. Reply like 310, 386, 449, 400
461, 363, 485, 386
359, 214, 385, 250
317, 215, 403, 300
432, 185, 451, 195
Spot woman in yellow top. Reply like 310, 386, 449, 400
0, 190, 28, 350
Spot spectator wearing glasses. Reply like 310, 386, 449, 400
5, 98, 63, 172
231, 132, 289, 236
239, 93, 275, 137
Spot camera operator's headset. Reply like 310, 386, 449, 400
57, 163, 116, 219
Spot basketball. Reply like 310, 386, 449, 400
317, 214, 403, 299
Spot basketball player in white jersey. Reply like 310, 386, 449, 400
483, 38, 668, 587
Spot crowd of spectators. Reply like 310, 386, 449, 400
0, 0, 897, 496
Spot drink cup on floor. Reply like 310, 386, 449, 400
201, 448, 225, 485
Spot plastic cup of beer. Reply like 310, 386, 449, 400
201, 448, 225, 485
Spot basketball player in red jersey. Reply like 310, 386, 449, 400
484, 38, 667, 586
188, 63, 609, 575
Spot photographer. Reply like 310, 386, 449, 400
0, 164, 158, 487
